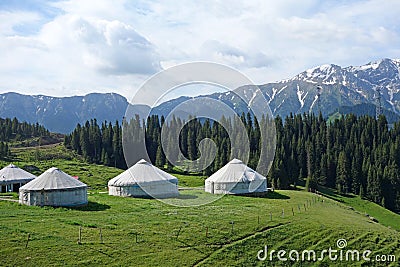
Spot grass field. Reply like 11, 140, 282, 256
319, 186, 400, 232
1, 190, 399, 266
0, 145, 399, 266
5, 145, 124, 190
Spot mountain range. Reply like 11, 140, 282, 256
1, 58, 400, 133
0, 92, 128, 133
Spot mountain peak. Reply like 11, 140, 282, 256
0, 92, 129, 133
256, 58, 400, 118
1, 58, 400, 133
345, 58, 400, 88
349, 58, 400, 72
292, 63, 346, 85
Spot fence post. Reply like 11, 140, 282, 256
78, 226, 82, 244
25, 233, 30, 248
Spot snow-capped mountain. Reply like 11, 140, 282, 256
0, 92, 131, 133
0, 58, 399, 133
255, 58, 400, 118
152, 58, 400, 120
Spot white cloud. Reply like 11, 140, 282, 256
0, 0, 399, 100
0, 10, 160, 97
37, 14, 160, 74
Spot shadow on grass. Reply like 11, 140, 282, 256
237, 191, 290, 199
70, 201, 111, 212
262, 191, 290, 199
318, 186, 346, 203
175, 194, 198, 200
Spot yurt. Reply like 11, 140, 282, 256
205, 159, 267, 194
0, 164, 36, 193
108, 159, 179, 198
19, 167, 88, 207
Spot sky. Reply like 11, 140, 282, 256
0, 0, 400, 102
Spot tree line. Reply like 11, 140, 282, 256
0, 141, 10, 160
272, 113, 400, 213
0, 117, 49, 142
64, 119, 125, 169
0, 117, 50, 159
64, 113, 400, 213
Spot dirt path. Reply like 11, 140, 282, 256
193, 222, 289, 266
0, 197, 19, 202
11, 142, 62, 150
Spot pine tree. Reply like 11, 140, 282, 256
336, 151, 349, 194
305, 176, 310, 192
62, 111, 400, 213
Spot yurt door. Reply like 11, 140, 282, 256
13, 183, 20, 192
40, 189, 45, 207
22, 191, 29, 205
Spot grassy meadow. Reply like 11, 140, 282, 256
0, 145, 399, 266
5, 144, 124, 190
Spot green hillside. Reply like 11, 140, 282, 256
319, 186, 400, 232
6, 144, 124, 189
0, 145, 399, 266
1, 190, 399, 266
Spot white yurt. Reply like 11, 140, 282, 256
205, 158, 267, 194
19, 167, 88, 207
108, 159, 179, 198
0, 164, 36, 193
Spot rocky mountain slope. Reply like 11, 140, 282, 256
1, 58, 399, 133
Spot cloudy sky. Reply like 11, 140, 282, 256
0, 0, 399, 100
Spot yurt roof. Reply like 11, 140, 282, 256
108, 159, 178, 186
20, 167, 87, 191
206, 158, 266, 183
0, 164, 36, 183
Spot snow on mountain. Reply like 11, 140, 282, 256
1, 58, 400, 133
0, 92, 131, 133
254, 58, 400, 118
296, 84, 308, 109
